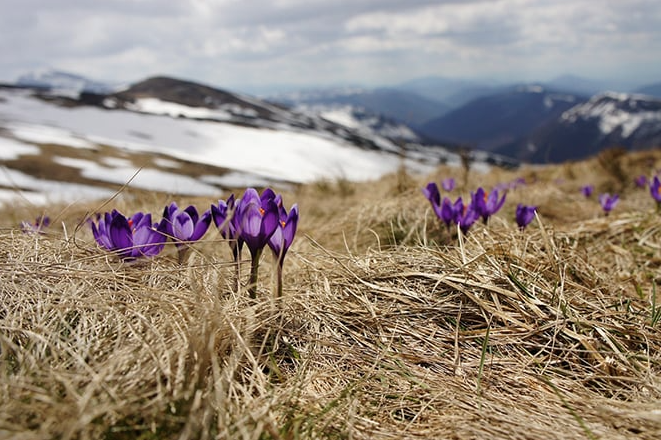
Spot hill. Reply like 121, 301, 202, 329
2, 76, 491, 205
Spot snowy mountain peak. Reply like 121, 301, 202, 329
15, 69, 116, 96
562, 92, 661, 124
559, 92, 661, 139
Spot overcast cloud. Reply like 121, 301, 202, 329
1, 0, 660, 93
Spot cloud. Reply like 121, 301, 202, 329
1, 0, 660, 90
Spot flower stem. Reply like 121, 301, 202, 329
232, 244, 241, 293
276, 260, 283, 299
248, 248, 262, 299
177, 246, 190, 264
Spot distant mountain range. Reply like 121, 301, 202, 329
270, 87, 449, 127
273, 76, 661, 164
417, 85, 587, 151
5, 69, 661, 166
497, 92, 661, 162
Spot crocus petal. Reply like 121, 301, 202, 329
138, 227, 166, 257
241, 188, 261, 206
459, 210, 478, 234
268, 226, 284, 258
173, 211, 194, 241
162, 203, 176, 236
261, 188, 277, 204
422, 182, 440, 206
488, 190, 506, 213
440, 197, 455, 227
131, 224, 155, 256
442, 178, 455, 192
91, 216, 114, 250
183, 205, 200, 225
212, 195, 237, 238
260, 199, 279, 241
190, 209, 212, 241
109, 214, 133, 251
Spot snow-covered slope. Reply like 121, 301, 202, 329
0, 86, 453, 205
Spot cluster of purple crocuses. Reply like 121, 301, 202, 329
581, 174, 661, 215
422, 182, 507, 235
423, 180, 539, 232
89, 187, 299, 298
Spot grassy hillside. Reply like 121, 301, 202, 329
1, 148, 661, 439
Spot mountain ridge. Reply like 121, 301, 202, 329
9, 69, 660, 166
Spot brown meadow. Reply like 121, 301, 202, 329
1, 148, 661, 439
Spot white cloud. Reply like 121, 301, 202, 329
1, 0, 660, 89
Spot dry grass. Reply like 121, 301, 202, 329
1, 150, 661, 439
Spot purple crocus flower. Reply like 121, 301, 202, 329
90, 210, 166, 260
163, 202, 211, 247
440, 196, 464, 228
457, 204, 479, 235
635, 175, 648, 188
235, 188, 279, 298
268, 203, 299, 264
20, 215, 50, 234
515, 204, 536, 230
598, 193, 619, 215
236, 188, 279, 257
581, 185, 594, 197
472, 187, 506, 223
162, 202, 211, 262
268, 203, 299, 298
650, 176, 661, 206
442, 178, 456, 192
422, 182, 445, 223
211, 194, 243, 255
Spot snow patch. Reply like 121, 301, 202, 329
0, 136, 40, 159
4, 121, 96, 149
153, 157, 181, 168
0, 167, 115, 206
126, 98, 232, 121
51, 155, 222, 196
101, 156, 134, 168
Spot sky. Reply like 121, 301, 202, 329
1, 0, 661, 94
